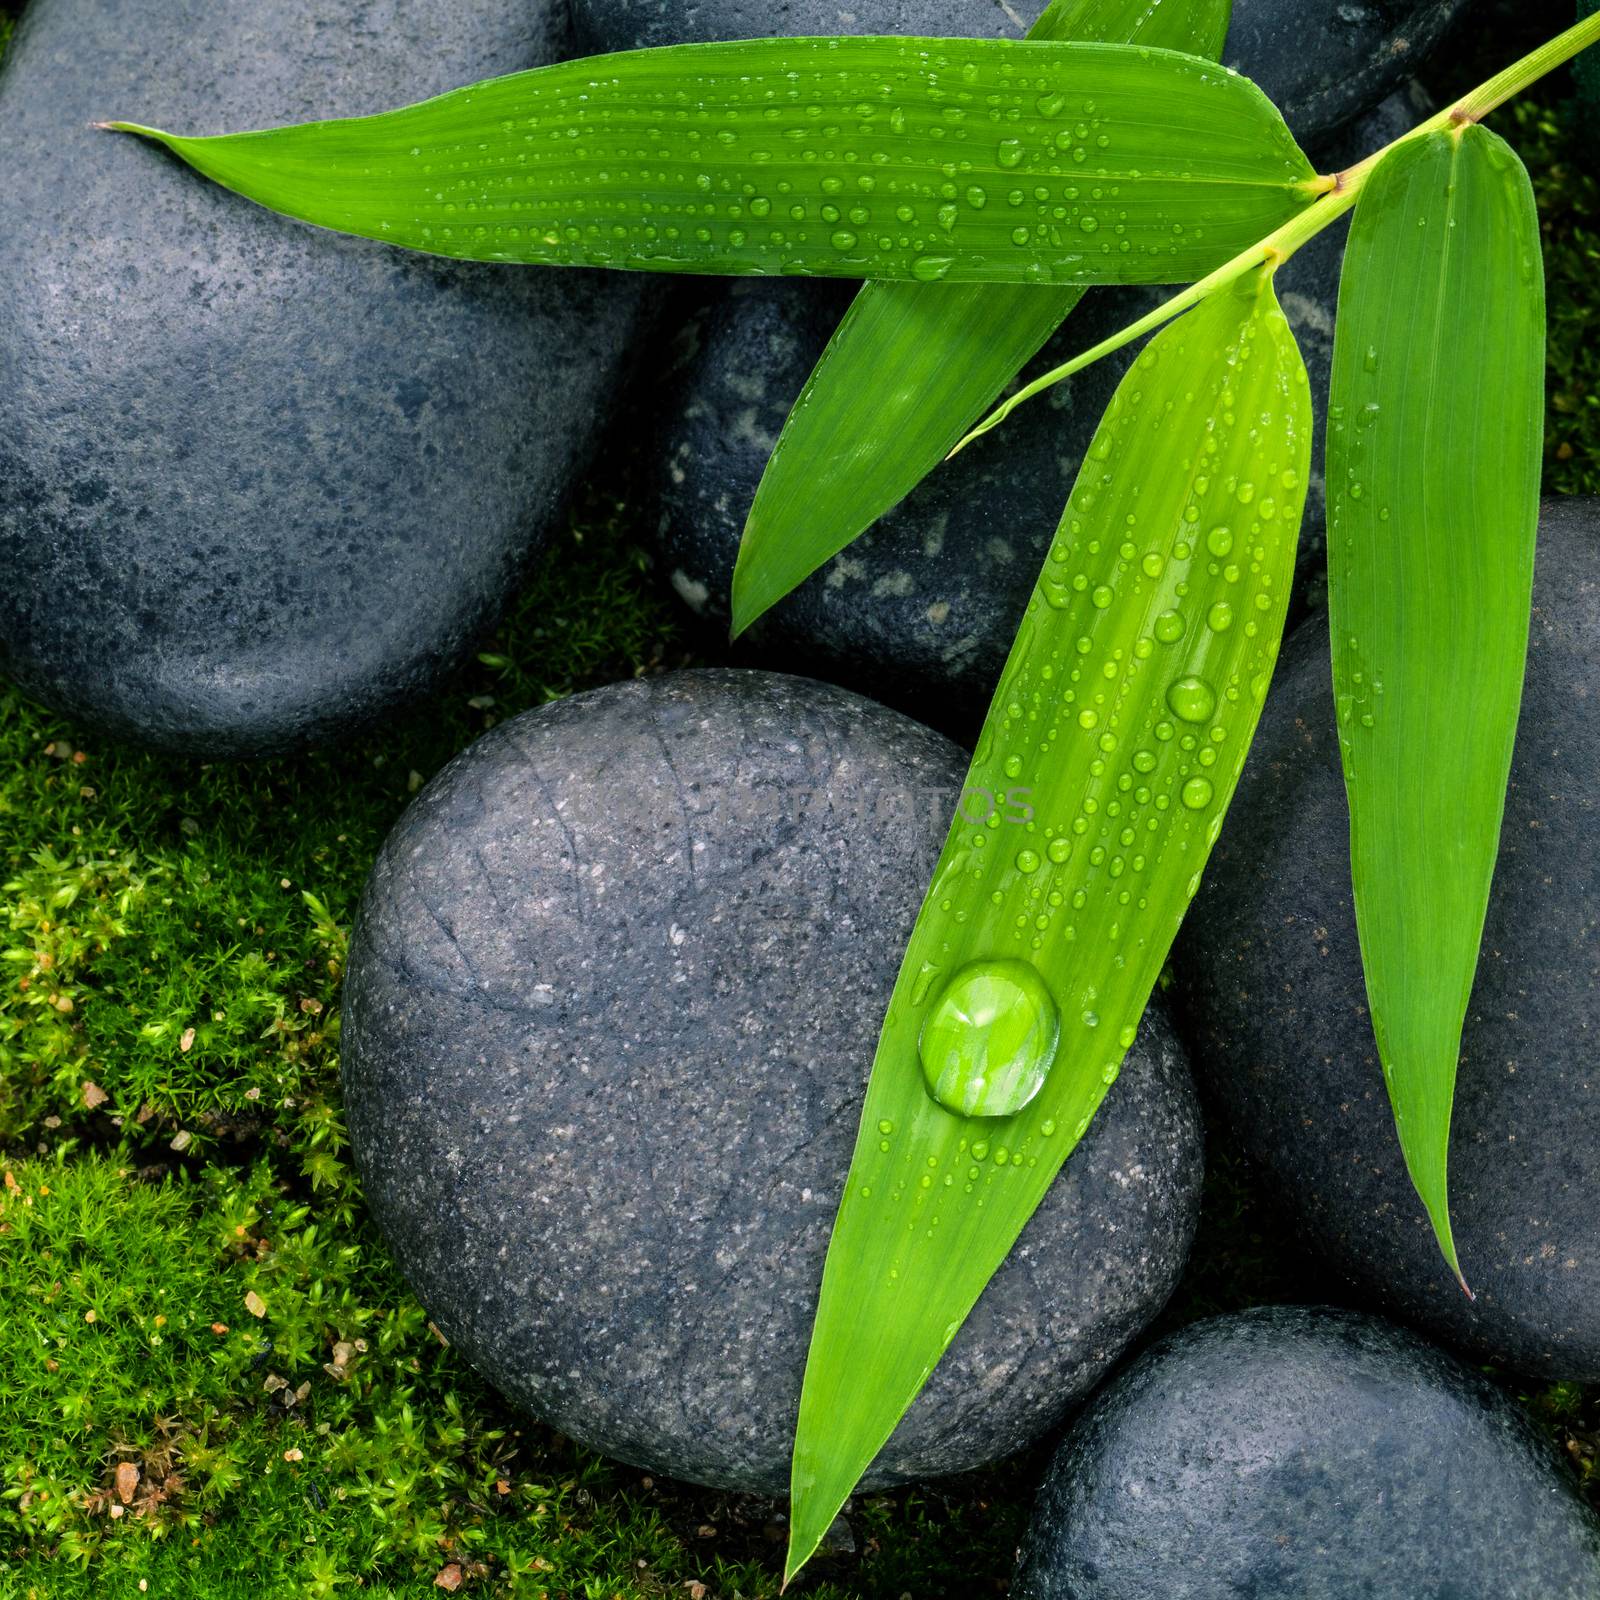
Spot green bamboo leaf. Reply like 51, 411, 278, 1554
731, 0, 1235, 636
789, 265, 1311, 1581
1325, 124, 1544, 1289
108, 37, 1315, 285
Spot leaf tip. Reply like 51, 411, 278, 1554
95, 120, 169, 142
1423, 1199, 1473, 1302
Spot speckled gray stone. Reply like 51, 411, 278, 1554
1173, 498, 1600, 1381
0, 0, 647, 758
573, 0, 1467, 147
1015, 1306, 1600, 1600
342, 668, 1203, 1492
647, 93, 1416, 724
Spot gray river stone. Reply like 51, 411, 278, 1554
572, 0, 1467, 147
0, 0, 646, 757
1015, 1306, 1600, 1600
342, 668, 1204, 1492
1173, 498, 1600, 1381
646, 91, 1419, 727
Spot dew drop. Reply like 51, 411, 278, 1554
1181, 776, 1215, 810
1153, 610, 1185, 644
912, 254, 954, 281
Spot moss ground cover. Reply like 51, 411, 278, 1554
0, 4, 1595, 1592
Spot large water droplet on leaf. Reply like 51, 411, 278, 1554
1166, 675, 1217, 723
919, 960, 1060, 1119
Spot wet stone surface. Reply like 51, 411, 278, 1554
343, 668, 1204, 1492
1016, 1305, 1600, 1600
0, 0, 646, 756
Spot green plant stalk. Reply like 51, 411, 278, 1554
950, 7, 1600, 454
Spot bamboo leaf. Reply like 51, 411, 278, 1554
731, 0, 1235, 636
789, 266, 1311, 1581
108, 37, 1314, 285
1325, 125, 1544, 1288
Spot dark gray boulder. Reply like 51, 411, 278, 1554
1016, 1306, 1600, 1600
644, 91, 1417, 726
342, 668, 1204, 1493
573, 0, 1467, 148
1174, 498, 1600, 1381
0, 0, 647, 757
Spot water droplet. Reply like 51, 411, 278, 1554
830, 230, 859, 251
1091, 585, 1113, 609
1207, 601, 1234, 633
919, 960, 1061, 1119
1079, 215, 1099, 234
912, 254, 954, 282
1205, 526, 1234, 557
1166, 676, 1217, 723
1181, 776, 1215, 810
1016, 848, 1041, 875
878, 1119, 894, 1135
997, 139, 1025, 168
1153, 611, 1185, 644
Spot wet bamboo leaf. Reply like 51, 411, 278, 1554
1325, 125, 1544, 1287
732, 0, 1235, 635
789, 266, 1311, 1580
109, 36, 1314, 285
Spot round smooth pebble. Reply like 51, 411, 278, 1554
1015, 1305, 1600, 1600
0, 0, 646, 756
342, 667, 1204, 1492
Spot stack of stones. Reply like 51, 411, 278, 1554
3, 0, 1596, 1593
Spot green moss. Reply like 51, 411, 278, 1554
0, 38, 1597, 1600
